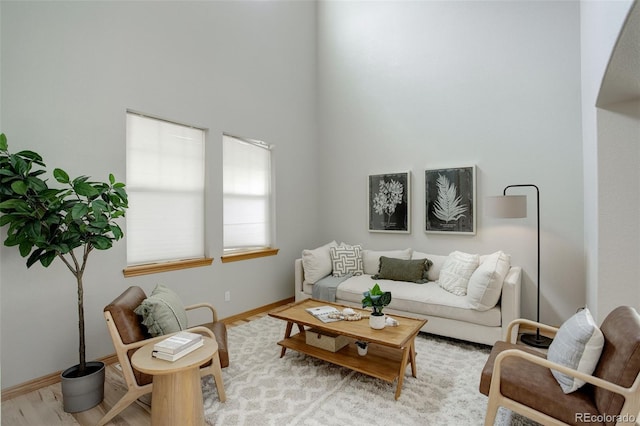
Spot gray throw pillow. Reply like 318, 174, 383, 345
134, 284, 188, 337
372, 256, 430, 283
547, 307, 604, 393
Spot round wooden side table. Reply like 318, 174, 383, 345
132, 336, 223, 426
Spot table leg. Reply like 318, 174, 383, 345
409, 339, 417, 378
151, 367, 204, 426
280, 321, 294, 358
211, 351, 226, 403
394, 345, 411, 400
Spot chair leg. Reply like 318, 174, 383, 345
484, 394, 499, 426
211, 353, 226, 403
97, 387, 150, 426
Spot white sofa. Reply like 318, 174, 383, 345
294, 245, 521, 346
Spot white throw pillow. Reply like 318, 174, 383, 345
438, 251, 480, 296
330, 244, 364, 277
548, 308, 604, 394
301, 241, 338, 284
466, 251, 511, 311
362, 248, 413, 275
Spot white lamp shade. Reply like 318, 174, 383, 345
485, 195, 527, 218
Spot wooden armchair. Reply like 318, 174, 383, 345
480, 306, 640, 425
97, 286, 228, 426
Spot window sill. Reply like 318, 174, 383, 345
221, 248, 279, 263
123, 258, 214, 277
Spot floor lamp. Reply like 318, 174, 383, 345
485, 184, 553, 349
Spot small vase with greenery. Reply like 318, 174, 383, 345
0, 133, 128, 411
362, 283, 391, 329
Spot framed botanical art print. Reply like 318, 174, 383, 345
368, 172, 410, 233
425, 165, 476, 234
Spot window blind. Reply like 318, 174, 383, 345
126, 113, 205, 265
223, 134, 273, 252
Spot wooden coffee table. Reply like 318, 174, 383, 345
269, 298, 427, 400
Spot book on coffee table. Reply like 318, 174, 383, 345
305, 305, 342, 323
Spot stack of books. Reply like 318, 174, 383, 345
152, 331, 204, 361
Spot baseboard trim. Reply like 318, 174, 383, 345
1, 297, 293, 401
220, 296, 294, 325
1, 353, 119, 401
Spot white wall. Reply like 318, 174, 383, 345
0, 0, 318, 388
580, 0, 638, 323
317, 0, 584, 326
2, 0, 636, 391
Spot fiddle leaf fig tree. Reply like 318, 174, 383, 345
0, 133, 128, 376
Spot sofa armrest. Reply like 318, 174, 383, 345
500, 266, 522, 342
295, 258, 305, 294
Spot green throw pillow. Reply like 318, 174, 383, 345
373, 256, 431, 283
134, 284, 188, 337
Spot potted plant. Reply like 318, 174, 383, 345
362, 283, 392, 329
0, 133, 128, 412
355, 340, 369, 356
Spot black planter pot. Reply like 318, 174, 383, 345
60, 361, 105, 413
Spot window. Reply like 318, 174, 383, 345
124, 112, 210, 275
222, 134, 277, 262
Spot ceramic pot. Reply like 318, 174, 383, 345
356, 341, 368, 356
60, 361, 105, 413
369, 313, 386, 329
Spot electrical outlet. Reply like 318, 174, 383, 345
224, 291, 231, 302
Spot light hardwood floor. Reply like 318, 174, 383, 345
1, 315, 267, 426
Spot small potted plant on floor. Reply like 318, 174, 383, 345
0, 133, 128, 412
362, 283, 392, 329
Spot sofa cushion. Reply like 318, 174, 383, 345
438, 251, 479, 296
373, 256, 429, 283
362, 248, 412, 274
412, 252, 448, 281
134, 284, 188, 337
548, 308, 604, 393
330, 244, 364, 277
466, 251, 511, 311
302, 241, 338, 284
336, 274, 501, 327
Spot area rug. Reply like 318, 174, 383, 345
201, 316, 538, 426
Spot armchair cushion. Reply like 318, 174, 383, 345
202, 321, 230, 368
480, 341, 602, 424
134, 284, 188, 337
480, 307, 640, 426
592, 306, 640, 417
547, 307, 604, 393
105, 285, 150, 345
